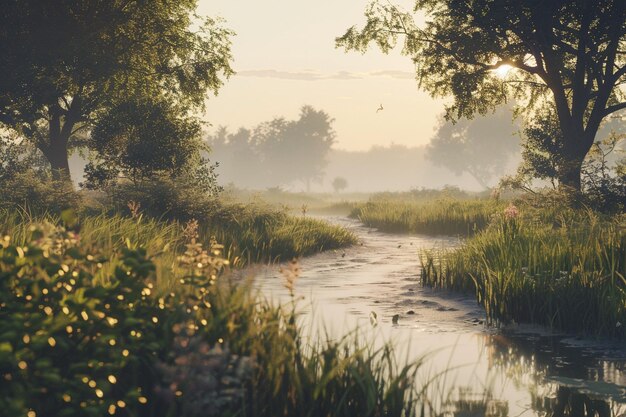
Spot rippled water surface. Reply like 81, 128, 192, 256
245, 216, 625, 416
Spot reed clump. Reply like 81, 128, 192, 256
201, 202, 357, 265
420, 205, 626, 338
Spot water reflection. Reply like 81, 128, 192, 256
442, 385, 622, 417
536, 386, 614, 417
440, 388, 509, 417
477, 332, 625, 417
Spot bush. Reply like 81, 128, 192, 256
0, 221, 192, 416
1, 134, 81, 214
0, 171, 82, 214
100, 178, 221, 221
581, 135, 626, 213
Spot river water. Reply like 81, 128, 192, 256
250, 216, 625, 416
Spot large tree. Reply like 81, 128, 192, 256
337, 0, 626, 194
0, 0, 233, 180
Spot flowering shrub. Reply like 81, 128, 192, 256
0, 219, 247, 417
0, 215, 421, 417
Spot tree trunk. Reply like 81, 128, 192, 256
47, 140, 71, 182
555, 123, 595, 198
43, 104, 75, 184
466, 169, 490, 190
557, 153, 584, 194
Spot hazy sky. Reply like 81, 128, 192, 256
197, 0, 446, 151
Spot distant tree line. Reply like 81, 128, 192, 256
207, 106, 335, 191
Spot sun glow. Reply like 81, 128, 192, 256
493, 64, 513, 79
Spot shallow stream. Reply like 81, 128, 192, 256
249, 216, 625, 416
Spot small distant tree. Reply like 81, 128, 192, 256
332, 177, 348, 193
208, 127, 266, 189
257, 106, 336, 191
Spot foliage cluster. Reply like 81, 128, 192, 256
338, 0, 626, 194
331, 176, 349, 193
0, 215, 420, 417
0, 134, 81, 213
0, 134, 47, 183
580, 135, 626, 213
0, 0, 234, 178
94, 179, 222, 223
0, 172, 82, 215
83, 99, 221, 196
503, 114, 626, 212
420, 205, 626, 338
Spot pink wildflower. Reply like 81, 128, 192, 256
504, 203, 519, 220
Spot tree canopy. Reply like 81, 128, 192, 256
0, 0, 234, 179
208, 106, 336, 191
426, 108, 520, 189
83, 98, 220, 196
337, 0, 626, 193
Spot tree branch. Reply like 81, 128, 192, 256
603, 101, 626, 117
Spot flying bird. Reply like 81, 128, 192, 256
376, 104, 384, 113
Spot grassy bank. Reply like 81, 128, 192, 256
420, 208, 626, 338
1, 202, 356, 270
0, 214, 420, 417
202, 203, 356, 264
350, 199, 503, 236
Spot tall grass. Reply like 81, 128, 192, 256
351, 199, 503, 236
0, 203, 356, 270
421, 209, 626, 338
0, 210, 421, 417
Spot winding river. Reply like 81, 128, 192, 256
248, 216, 625, 416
